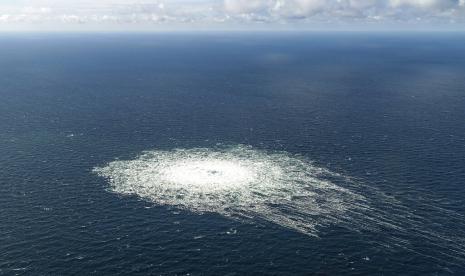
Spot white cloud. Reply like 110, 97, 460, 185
389, 0, 456, 9
0, 0, 463, 30
273, 0, 328, 17
21, 6, 52, 14
224, 0, 270, 14
222, 0, 464, 23
348, 0, 384, 9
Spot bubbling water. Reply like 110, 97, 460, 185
93, 145, 366, 235
160, 159, 257, 190
93, 145, 465, 265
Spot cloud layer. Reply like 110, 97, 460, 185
0, 0, 464, 30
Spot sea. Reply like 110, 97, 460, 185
1, 32, 465, 275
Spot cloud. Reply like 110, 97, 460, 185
389, 0, 457, 9
221, 0, 464, 23
224, 0, 270, 14
0, 0, 464, 30
273, 0, 328, 17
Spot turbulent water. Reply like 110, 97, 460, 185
94, 144, 465, 267
1, 33, 465, 275
94, 145, 366, 236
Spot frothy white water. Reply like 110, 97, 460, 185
94, 145, 366, 235
94, 145, 465, 266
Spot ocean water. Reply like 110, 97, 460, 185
1, 32, 465, 275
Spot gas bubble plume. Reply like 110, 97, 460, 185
93, 145, 367, 235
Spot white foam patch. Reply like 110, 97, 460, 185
93, 145, 367, 235
93, 145, 465, 267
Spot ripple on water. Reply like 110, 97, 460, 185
94, 144, 465, 269
93, 145, 366, 236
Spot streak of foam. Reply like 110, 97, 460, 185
94, 145, 465, 268
94, 145, 367, 236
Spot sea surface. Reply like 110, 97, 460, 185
1, 32, 465, 275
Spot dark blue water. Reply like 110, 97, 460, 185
1, 33, 465, 275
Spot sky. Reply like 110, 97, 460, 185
0, 0, 464, 31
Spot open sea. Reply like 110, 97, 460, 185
1, 32, 465, 275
